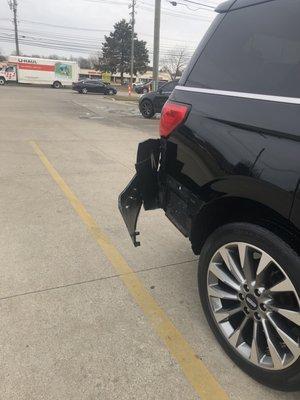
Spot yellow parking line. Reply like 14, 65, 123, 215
30, 140, 229, 400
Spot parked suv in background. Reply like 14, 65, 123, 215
134, 80, 168, 94
139, 80, 178, 118
119, 0, 300, 391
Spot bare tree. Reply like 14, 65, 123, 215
161, 48, 189, 80
89, 52, 102, 71
78, 57, 92, 69
0, 48, 6, 62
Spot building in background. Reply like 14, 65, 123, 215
78, 68, 102, 80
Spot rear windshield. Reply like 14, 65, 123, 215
187, 0, 300, 98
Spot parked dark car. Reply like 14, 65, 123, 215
72, 79, 117, 95
135, 80, 168, 94
139, 80, 179, 118
119, 0, 300, 391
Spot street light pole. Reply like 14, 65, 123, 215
129, 0, 136, 89
8, 0, 20, 56
152, 0, 161, 91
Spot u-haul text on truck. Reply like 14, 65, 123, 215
0, 56, 79, 88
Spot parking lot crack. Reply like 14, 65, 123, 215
0, 259, 197, 303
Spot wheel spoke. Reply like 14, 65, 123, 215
215, 306, 242, 323
219, 247, 245, 284
262, 319, 283, 369
238, 243, 255, 285
228, 315, 248, 347
270, 306, 300, 326
268, 277, 293, 293
256, 252, 272, 276
209, 262, 241, 292
267, 314, 300, 358
250, 321, 260, 364
208, 284, 238, 301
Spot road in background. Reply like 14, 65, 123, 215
0, 86, 299, 399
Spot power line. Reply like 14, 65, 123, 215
0, 2, 207, 58
84, 0, 213, 20
0, 18, 200, 47
0, 27, 105, 43
140, 2, 213, 22
181, 0, 215, 8
20, 19, 111, 32
0, 26, 197, 55
0, 35, 193, 58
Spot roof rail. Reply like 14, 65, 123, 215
216, 0, 274, 13
215, 0, 236, 13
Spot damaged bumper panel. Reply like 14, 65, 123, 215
118, 139, 161, 247
119, 138, 204, 247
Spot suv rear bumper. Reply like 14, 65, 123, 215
118, 139, 161, 247
118, 139, 203, 246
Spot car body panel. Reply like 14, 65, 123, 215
139, 80, 179, 115
72, 79, 117, 94
167, 88, 300, 222
291, 183, 300, 228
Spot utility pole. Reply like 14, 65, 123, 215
152, 0, 161, 91
8, 0, 20, 56
129, 0, 136, 89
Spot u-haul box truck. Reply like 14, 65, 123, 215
0, 56, 79, 88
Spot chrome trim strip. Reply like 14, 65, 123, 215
175, 86, 300, 105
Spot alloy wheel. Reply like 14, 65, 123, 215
141, 101, 153, 117
207, 242, 300, 370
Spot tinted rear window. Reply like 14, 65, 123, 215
161, 81, 177, 92
187, 0, 300, 98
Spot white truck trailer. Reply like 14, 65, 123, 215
0, 56, 79, 88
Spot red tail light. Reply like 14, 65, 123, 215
160, 101, 190, 138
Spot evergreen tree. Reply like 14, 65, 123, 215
101, 19, 149, 83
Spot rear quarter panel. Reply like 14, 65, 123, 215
291, 183, 300, 230
166, 88, 300, 220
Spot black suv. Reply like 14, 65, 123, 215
139, 80, 179, 118
119, 0, 300, 391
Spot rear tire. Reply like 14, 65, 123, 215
140, 99, 155, 118
198, 222, 300, 391
53, 81, 62, 89
0, 77, 6, 86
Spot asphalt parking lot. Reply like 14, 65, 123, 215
0, 85, 299, 400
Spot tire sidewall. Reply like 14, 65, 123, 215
198, 222, 300, 391
53, 81, 62, 89
140, 100, 154, 118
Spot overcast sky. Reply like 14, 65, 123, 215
0, 0, 222, 63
